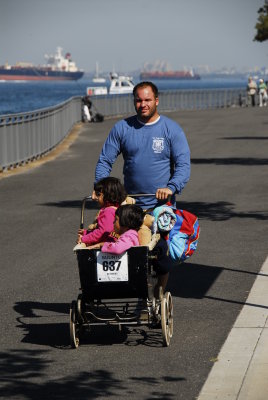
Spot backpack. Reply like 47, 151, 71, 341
93, 113, 104, 122
153, 203, 200, 264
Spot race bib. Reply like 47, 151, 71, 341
96, 252, 128, 282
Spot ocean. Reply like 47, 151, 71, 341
0, 76, 248, 116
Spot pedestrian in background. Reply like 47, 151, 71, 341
258, 79, 267, 107
247, 77, 257, 107
82, 95, 92, 122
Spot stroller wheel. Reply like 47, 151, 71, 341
70, 300, 80, 348
77, 294, 84, 323
164, 292, 173, 339
161, 292, 173, 347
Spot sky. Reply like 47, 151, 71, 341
0, 0, 267, 74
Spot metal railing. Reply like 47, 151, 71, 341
0, 96, 81, 171
0, 88, 246, 171
91, 88, 246, 116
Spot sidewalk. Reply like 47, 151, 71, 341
197, 255, 268, 400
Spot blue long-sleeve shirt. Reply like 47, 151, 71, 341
95, 115, 191, 209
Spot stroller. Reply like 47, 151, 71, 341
70, 195, 174, 348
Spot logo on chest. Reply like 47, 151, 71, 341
152, 137, 164, 153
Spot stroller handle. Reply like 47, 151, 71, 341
80, 196, 92, 229
127, 193, 155, 197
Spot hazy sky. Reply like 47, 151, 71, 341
1, 0, 267, 73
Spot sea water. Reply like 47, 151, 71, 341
0, 76, 248, 116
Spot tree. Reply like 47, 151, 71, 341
254, 1, 268, 42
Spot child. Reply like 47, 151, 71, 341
87, 204, 144, 254
77, 177, 126, 246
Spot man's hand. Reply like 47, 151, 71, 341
156, 187, 173, 200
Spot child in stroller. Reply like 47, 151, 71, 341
77, 177, 126, 247
85, 204, 144, 253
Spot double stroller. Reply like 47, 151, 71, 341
70, 196, 174, 348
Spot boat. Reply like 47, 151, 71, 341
140, 69, 201, 80
0, 47, 84, 81
109, 73, 135, 94
92, 62, 106, 83
87, 73, 135, 95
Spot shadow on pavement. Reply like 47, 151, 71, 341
0, 350, 184, 399
191, 157, 268, 165
14, 301, 68, 318
14, 301, 70, 347
39, 199, 267, 221
167, 262, 222, 299
38, 200, 98, 210
168, 262, 268, 310
175, 200, 268, 221
220, 136, 268, 140
13, 301, 169, 349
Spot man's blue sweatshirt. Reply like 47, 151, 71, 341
95, 115, 191, 208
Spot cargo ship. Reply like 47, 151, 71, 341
140, 70, 201, 80
0, 47, 84, 81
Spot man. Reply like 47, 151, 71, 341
95, 81, 191, 209
94, 81, 191, 295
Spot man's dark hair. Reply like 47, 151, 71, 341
94, 177, 126, 206
115, 204, 144, 231
133, 81, 159, 98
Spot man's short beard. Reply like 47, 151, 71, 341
137, 105, 157, 122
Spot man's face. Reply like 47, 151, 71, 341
134, 86, 159, 123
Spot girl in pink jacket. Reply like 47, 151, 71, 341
77, 177, 126, 246
87, 204, 144, 254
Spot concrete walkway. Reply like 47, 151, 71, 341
0, 106, 267, 399
197, 255, 268, 400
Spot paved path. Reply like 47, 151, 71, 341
0, 107, 267, 399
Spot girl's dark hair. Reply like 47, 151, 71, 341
133, 81, 159, 98
115, 204, 144, 231
94, 177, 126, 206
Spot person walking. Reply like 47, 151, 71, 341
247, 77, 257, 107
95, 81, 191, 210
258, 79, 267, 107
94, 81, 191, 294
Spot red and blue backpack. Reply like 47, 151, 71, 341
154, 203, 200, 263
